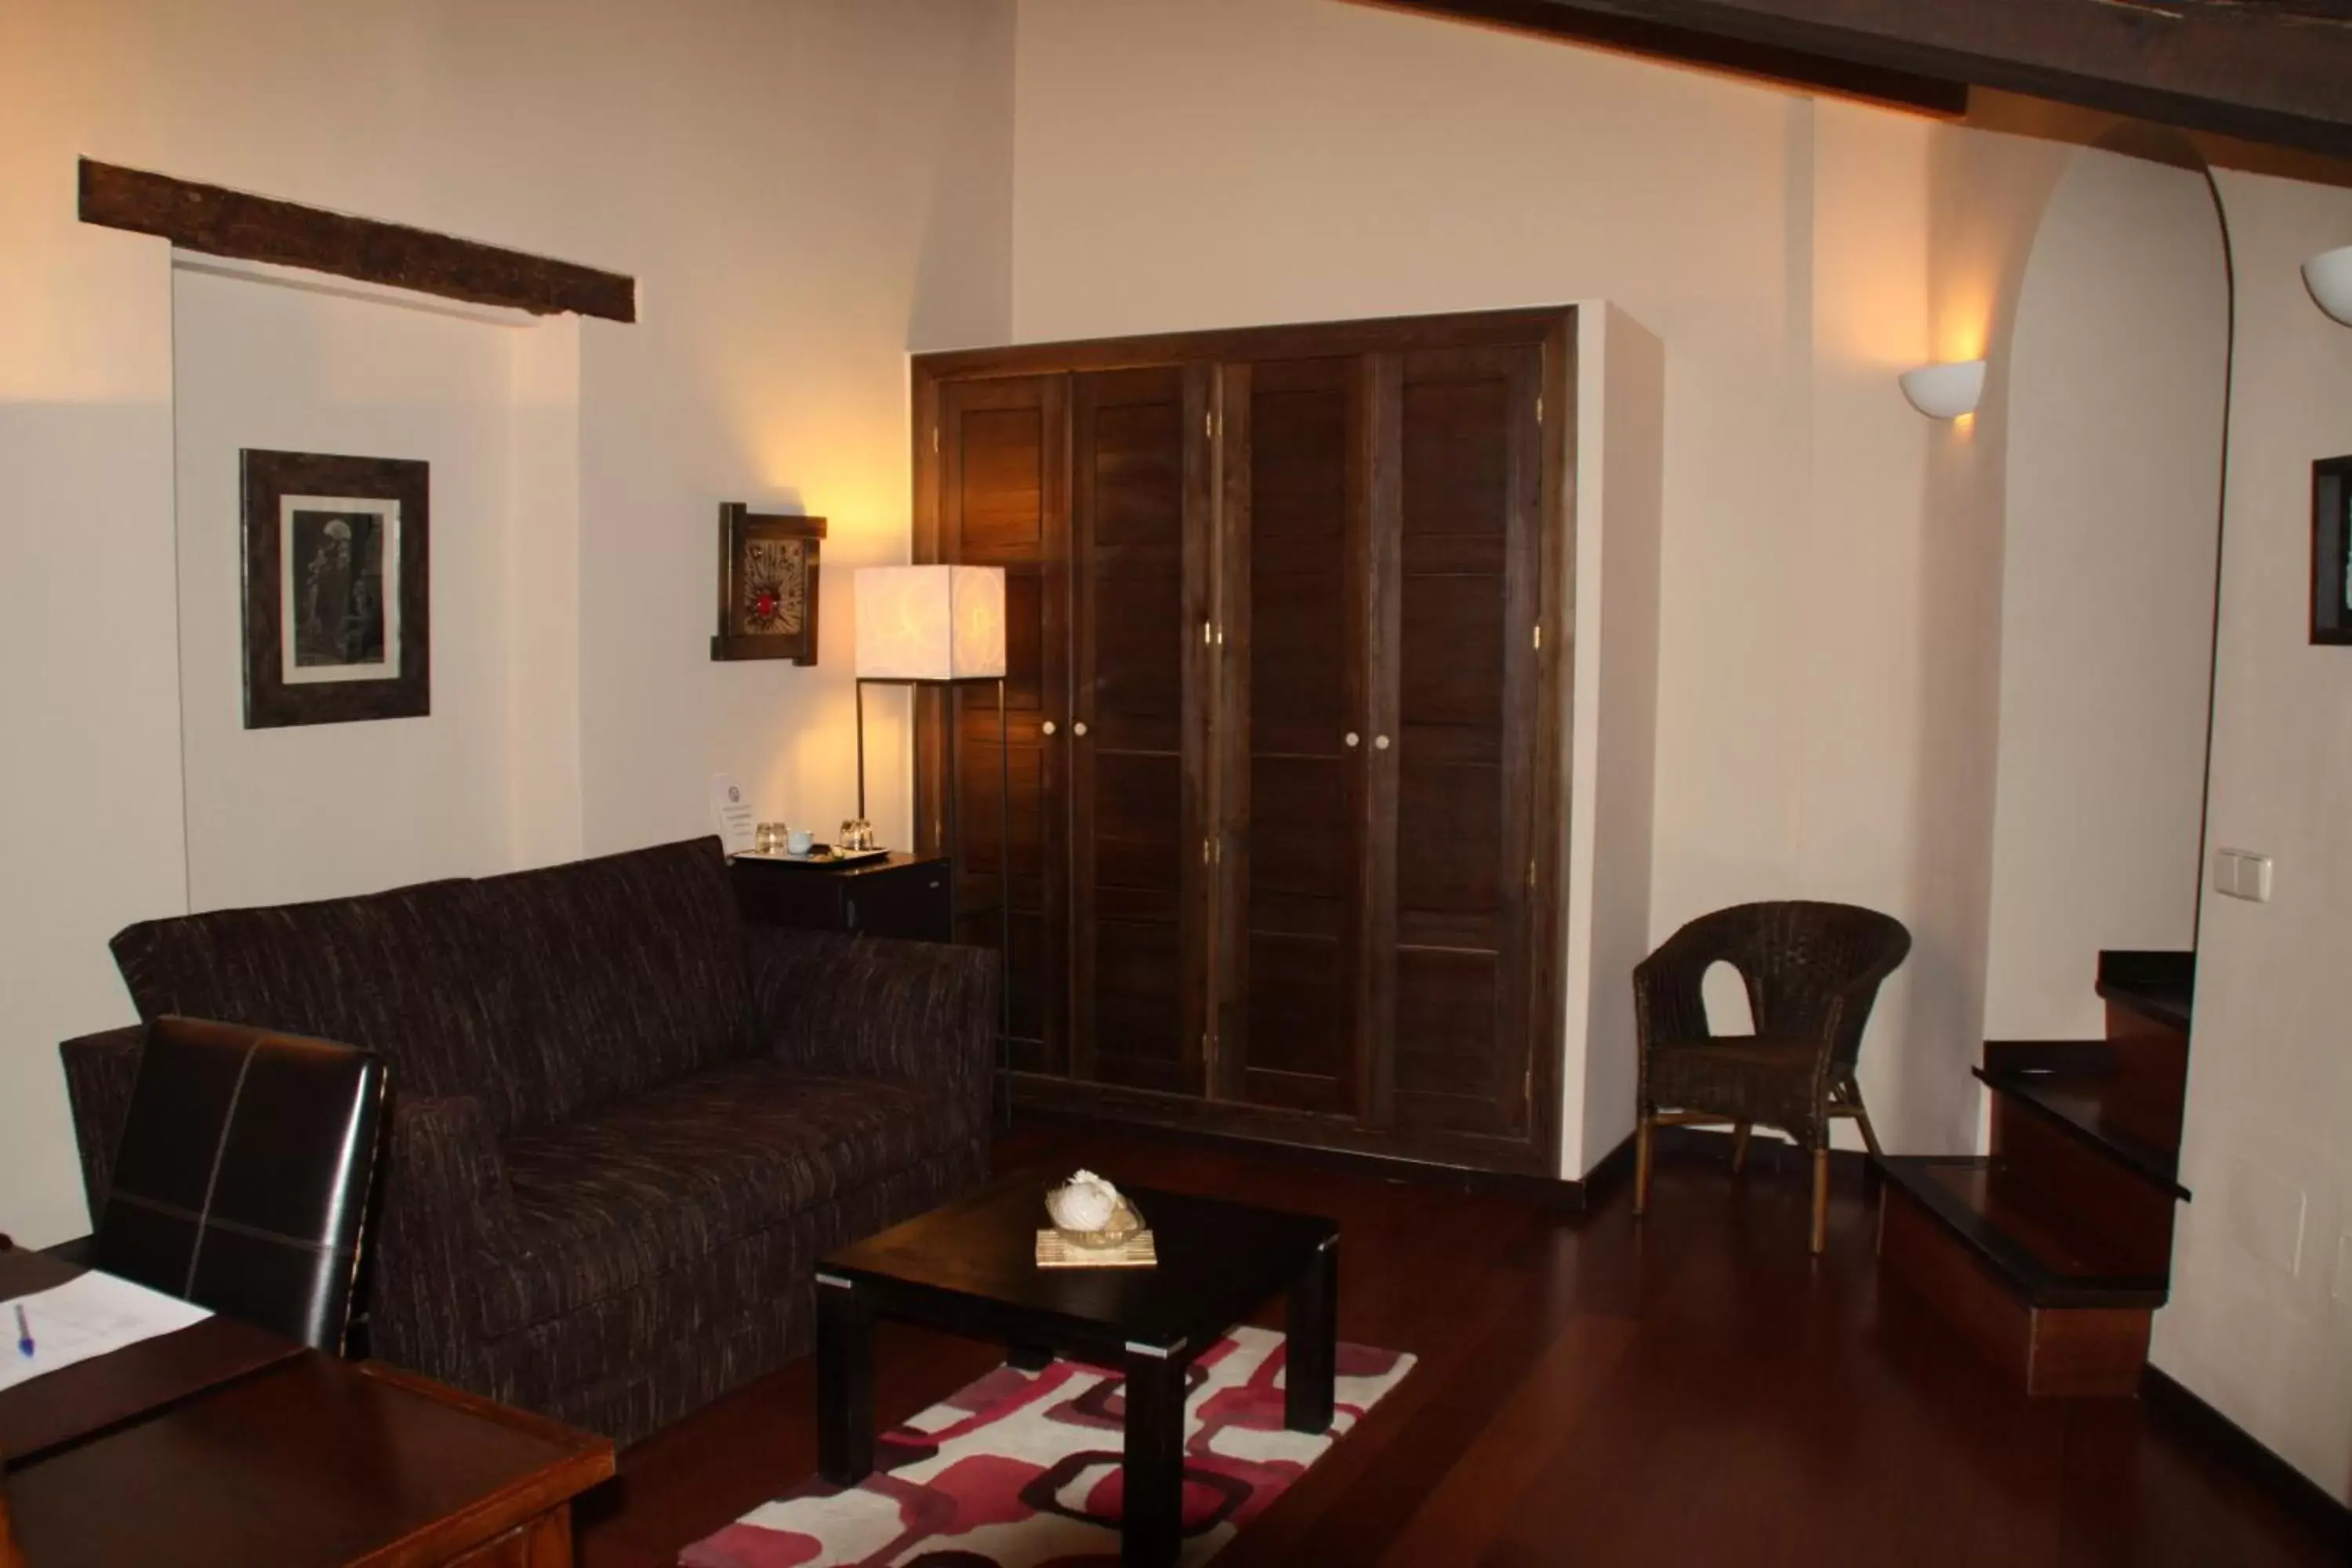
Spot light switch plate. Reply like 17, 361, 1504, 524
2333, 1233, 2352, 1307
2214, 848, 2272, 902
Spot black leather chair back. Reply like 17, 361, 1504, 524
93, 1017, 385, 1353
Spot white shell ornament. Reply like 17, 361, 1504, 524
1046, 1171, 1120, 1233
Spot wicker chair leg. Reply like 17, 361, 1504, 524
1634, 1113, 1655, 1217
1853, 1103, 1883, 1159
1809, 1148, 1829, 1254
1730, 1120, 1753, 1174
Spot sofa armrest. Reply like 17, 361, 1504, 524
59, 1024, 146, 1221
746, 926, 1000, 1128
368, 1092, 515, 1381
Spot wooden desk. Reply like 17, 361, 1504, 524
0, 1248, 298, 1464
0, 1250, 613, 1566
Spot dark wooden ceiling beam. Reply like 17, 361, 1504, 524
1375, 0, 2352, 158
78, 159, 636, 322
1364, 0, 1967, 114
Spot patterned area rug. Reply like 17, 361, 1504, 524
681, 1324, 1413, 1567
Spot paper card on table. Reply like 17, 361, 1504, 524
709, 771, 757, 856
0, 1269, 213, 1393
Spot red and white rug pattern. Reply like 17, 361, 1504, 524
681, 1324, 1413, 1568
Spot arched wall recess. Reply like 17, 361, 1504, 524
1980, 131, 2234, 1042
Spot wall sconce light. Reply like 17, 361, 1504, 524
2303, 245, 2352, 326
1899, 359, 1986, 419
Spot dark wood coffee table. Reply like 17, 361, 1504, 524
815, 1173, 1340, 1568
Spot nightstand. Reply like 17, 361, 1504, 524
728, 851, 953, 942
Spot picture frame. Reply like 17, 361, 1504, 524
712, 503, 826, 664
2314, 456, 2352, 646
241, 449, 430, 728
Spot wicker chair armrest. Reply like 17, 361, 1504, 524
1632, 947, 1712, 1047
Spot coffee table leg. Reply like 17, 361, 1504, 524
816, 1275, 873, 1486
1286, 1236, 1338, 1433
1122, 1347, 1185, 1568
1008, 1340, 1054, 1371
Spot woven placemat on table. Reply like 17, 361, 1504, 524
1034, 1229, 1158, 1269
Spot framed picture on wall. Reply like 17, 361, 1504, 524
241, 449, 431, 728
2314, 455, 2352, 646
711, 503, 826, 664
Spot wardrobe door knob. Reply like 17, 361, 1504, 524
1042, 720, 1058, 736
1344, 732, 1360, 748
1374, 735, 1391, 750
1073, 721, 1089, 736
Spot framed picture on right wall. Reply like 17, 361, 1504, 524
2314, 455, 2352, 645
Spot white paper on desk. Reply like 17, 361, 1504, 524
0, 1270, 212, 1393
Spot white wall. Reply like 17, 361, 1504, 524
2151, 165, 2352, 1508
0, 0, 1014, 1246
1983, 149, 2227, 1039
1912, 110, 2079, 1157
0, 223, 180, 1253
508, 314, 588, 872
1011, 0, 1965, 1155
1561, 307, 1665, 1174
172, 265, 539, 909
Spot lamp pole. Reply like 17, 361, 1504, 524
996, 674, 1011, 1131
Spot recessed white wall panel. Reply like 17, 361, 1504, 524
172, 267, 525, 909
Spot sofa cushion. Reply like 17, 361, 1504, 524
471, 836, 749, 1132
109, 879, 523, 1126
474, 1058, 967, 1338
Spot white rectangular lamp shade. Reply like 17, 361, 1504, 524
854, 565, 1006, 680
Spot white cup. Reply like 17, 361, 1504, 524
786, 827, 815, 855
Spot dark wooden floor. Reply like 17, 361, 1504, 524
575, 1127, 2338, 1567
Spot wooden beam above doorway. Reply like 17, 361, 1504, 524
78, 159, 636, 323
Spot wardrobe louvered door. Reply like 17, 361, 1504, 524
933, 374, 1070, 1078
1214, 358, 1370, 1115
1068, 365, 1214, 1094
916, 307, 1568, 1177
1371, 343, 1546, 1140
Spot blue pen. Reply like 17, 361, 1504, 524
13, 1301, 31, 1358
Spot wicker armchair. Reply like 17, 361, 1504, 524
1633, 900, 1911, 1253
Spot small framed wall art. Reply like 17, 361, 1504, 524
712, 503, 825, 664
240, 448, 430, 728
2314, 456, 2352, 645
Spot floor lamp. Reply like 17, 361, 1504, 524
852, 566, 1014, 1129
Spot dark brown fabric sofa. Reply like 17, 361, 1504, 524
57, 836, 996, 1445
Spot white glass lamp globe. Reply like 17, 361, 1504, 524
1898, 359, 1986, 420
2303, 245, 2352, 326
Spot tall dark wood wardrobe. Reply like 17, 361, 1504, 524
912, 307, 1574, 1178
